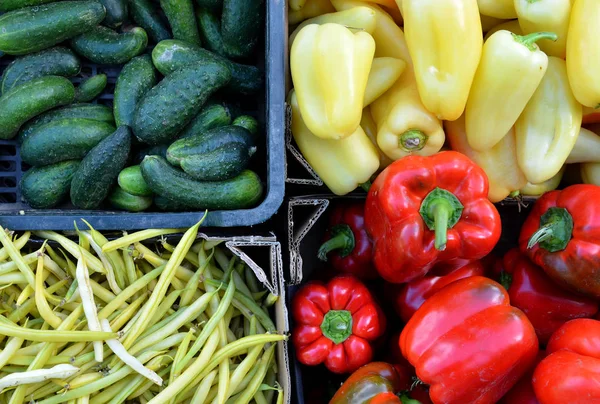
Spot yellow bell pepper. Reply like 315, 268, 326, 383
521, 166, 565, 197
465, 30, 555, 151
566, 127, 600, 164
515, 57, 582, 184
484, 20, 523, 40
289, 0, 335, 25
567, 0, 600, 108
446, 115, 527, 202
481, 15, 505, 33
514, 0, 572, 58
403, 0, 482, 121
289, 7, 377, 48
477, 0, 517, 19
581, 162, 600, 186
289, 90, 380, 195
363, 57, 406, 107
361, 107, 394, 169
291, 23, 375, 140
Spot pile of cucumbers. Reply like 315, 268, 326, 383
0, 0, 265, 212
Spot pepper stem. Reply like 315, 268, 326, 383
419, 188, 464, 251
399, 394, 422, 404
527, 207, 573, 252
317, 225, 355, 261
360, 181, 372, 192
320, 310, 352, 345
499, 271, 512, 291
399, 130, 427, 152
512, 31, 558, 51
527, 226, 554, 249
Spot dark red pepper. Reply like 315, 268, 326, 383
498, 350, 546, 404
318, 202, 377, 280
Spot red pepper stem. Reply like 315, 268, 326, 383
317, 225, 355, 261
500, 271, 513, 291
399, 130, 427, 152
432, 200, 452, 251
527, 207, 573, 252
419, 188, 464, 252
399, 394, 422, 404
527, 226, 554, 249
512, 31, 558, 51
360, 181, 372, 192
320, 310, 353, 345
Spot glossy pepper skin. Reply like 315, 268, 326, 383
292, 275, 386, 374
533, 319, 600, 403
566, 127, 600, 164
291, 23, 375, 140
496, 248, 598, 344
400, 276, 539, 404
520, 167, 565, 197
318, 202, 377, 280
499, 350, 547, 404
365, 151, 501, 283
364, 57, 407, 108
403, 0, 482, 121
477, 0, 517, 19
519, 184, 600, 298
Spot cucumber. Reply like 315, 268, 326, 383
167, 125, 255, 180
74, 74, 108, 102
195, 0, 222, 13
114, 55, 157, 127
21, 119, 116, 166
129, 0, 172, 43
0, 1, 107, 55
232, 115, 258, 137
159, 0, 201, 46
70, 26, 148, 65
141, 155, 263, 210
179, 104, 232, 138
17, 103, 115, 145
132, 61, 231, 145
152, 39, 262, 95
118, 165, 153, 196
108, 186, 153, 211
221, 0, 263, 59
21, 160, 80, 209
70, 126, 132, 209
134, 144, 168, 164
99, 0, 128, 28
0, 76, 75, 140
1, 47, 81, 95
0, 0, 59, 12
196, 9, 226, 57
154, 195, 190, 211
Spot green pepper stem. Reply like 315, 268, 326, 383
432, 201, 451, 251
499, 271, 512, 291
320, 310, 352, 345
360, 181, 372, 192
317, 225, 355, 261
527, 207, 573, 252
527, 226, 554, 249
419, 188, 464, 252
399, 130, 427, 152
400, 394, 422, 404
513, 31, 558, 51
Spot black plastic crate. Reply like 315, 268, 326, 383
0, 1, 285, 230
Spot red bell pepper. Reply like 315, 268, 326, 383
498, 350, 546, 404
292, 275, 386, 374
318, 202, 377, 280
533, 319, 600, 403
520, 184, 600, 298
496, 248, 598, 344
392, 260, 485, 323
400, 276, 539, 404
365, 151, 501, 284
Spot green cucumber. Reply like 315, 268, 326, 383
195, 0, 222, 13
109, 186, 153, 211
232, 115, 258, 137
0, 1, 106, 55
129, 0, 172, 43
17, 103, 115, 145
21, 160, 81, 209
154, 195, 190, 211
152, 39, 262, 95
159, 0, 201, 46
179, 104, 231, 138
99, 0, 128, 28
196, 9, 226, 57
70, 26, 148, 65
21, 119, 116, 166
114, 55, 157, 127
1, 47, 81, 95
167, 125, 255, 180
221, 0, 263, 59
0, 0, 60, 12
0, 76, 75, 140
118, 165, 153, 196
132, 61, 231, 145
140, 155, 263, 210
74, 74, 108, 102
70, 126, 132, 209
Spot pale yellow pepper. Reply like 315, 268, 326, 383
290, 23, 375, 140
481, 15, 506, 33
363, 57, 406, 107
566, 127, 600, 164
361, 107, 394, 169
289, 0, 335, 25
484, 20, 523, 40
521, 166, 565, 197
515, 57, 582, 184
403, 0, 482, 121
289, 90, 380, 195
515, 0, 572, 58
581, 162, 600, 186
477, 0, 517, 19
446, 115, 527, 202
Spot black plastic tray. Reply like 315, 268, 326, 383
0, 1, 285, 230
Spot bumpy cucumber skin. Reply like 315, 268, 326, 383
1, 47, 81, 95
152, 39, 262, 95
0, 1, 107, 55
99, 0, 128, 28
21, 160, 81, 209
17, 103, 115, 145
196, 9, 226, 57
179, 104, 231, 138
70, 126, 132, 209
75, 74, 108, 102
132, 61, 231, 145
221, 0, 263, 59
0, 0, 57, 12
70, 26, 148, 65
159, 0, 201, 46
232, 115, 259, 136
21, 119, 116, 166
114, 55, 157, 127
195, 0, 222, 13
109, 186, 153, 211
129, 0, 172, 43
140, 155, 263, 210
118, 165, 153, 196
0, 76, 75, 140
